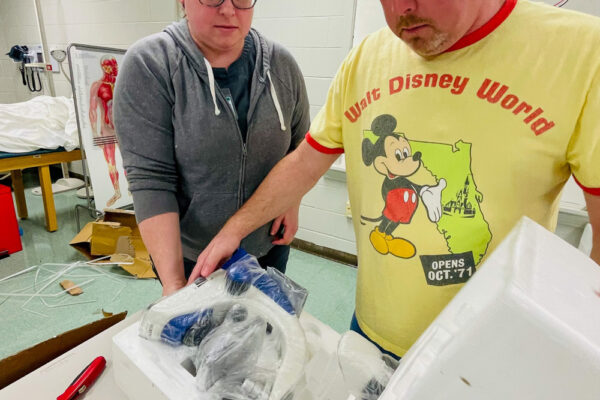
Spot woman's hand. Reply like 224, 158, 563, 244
270, 202, 301, 245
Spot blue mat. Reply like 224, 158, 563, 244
0, 147, 67, 160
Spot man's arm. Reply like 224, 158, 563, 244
189, 141, 340, 280
584, 192, 600, 265
139, 212, 186, 296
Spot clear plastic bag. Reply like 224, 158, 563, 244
337, 331, 399, 400
206, 368, 277, 400
265, 267, 308, 316
138, 249, 309, 400
194, 304, 271, 391
138, 278, 223, 346
225, 249, 308, 316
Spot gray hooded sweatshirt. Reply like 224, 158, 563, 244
114, 20, 310, 261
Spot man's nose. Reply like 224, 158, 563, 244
387, 0, 417, 15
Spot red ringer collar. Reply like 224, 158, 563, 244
445, 0, 518, 53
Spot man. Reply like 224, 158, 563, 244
190, 0, 600, 358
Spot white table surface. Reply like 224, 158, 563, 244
1, 312, 139, 399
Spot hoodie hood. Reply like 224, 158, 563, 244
164, 20, 285, 129
164, 19, 273, 84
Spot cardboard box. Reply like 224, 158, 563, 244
70, 209, 155, 279
0, 312, 127, 389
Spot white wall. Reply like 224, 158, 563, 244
254, 0, 356, 120
0, 14, 16, 104
253, 0, 358, 254
0, 0, 182, 102
0, 1, 38, 103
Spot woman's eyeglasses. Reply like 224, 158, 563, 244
198, 0, 257, 10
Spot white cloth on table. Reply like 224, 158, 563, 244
0, 95, 79, 153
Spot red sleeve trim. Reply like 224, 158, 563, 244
305, 132, 345, 155
573, 175, 600, 196
445, 0, 518, 53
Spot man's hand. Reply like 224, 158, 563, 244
188, 141, 338, 282
420, 178, 447, 222
270, 202, 300, 245
188, 228, 242, 283
161, 278, 187, 297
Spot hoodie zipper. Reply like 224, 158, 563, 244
213, 87, 248, 208
238, 145, 247, 208
216, 74, 267, 209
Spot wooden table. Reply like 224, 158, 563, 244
0, 149, 83, 232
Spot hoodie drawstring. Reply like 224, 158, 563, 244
267, 71, 286, 131
203, 58, 285, 132
203, 58, 221, 116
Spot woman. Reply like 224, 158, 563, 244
114, 0, 310, 296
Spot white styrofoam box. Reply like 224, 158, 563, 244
381, 217, 600, 400
113, 312, 350, 400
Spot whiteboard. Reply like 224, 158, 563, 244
353, 0, 600, 46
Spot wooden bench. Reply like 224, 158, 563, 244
0, 148, 83, 232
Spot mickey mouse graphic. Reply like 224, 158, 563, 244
361, 114, 446, 258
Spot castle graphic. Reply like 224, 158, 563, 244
443, 176, 476, 218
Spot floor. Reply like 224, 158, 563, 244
0, 169, 357, 360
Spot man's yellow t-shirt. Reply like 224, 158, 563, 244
307, 0, 600, 356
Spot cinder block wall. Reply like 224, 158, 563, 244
253, 0, 358, 254
0, 1, 39, 103
0, 0, 182, 101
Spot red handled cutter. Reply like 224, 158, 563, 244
57, 356, 106, 400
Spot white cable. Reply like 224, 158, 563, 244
22, 262, 80, 308
3, 278, 96, 297
41, 296, 96, 308
203, 57, 221, 116
21, 306, 48, 318
0, 264, 41, 284
109, 283, 126, 303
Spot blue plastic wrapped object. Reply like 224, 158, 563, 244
221, 248, 253, 270
183, 309, 215, 346
226, 254, 298, 315
160, 311, 201, 346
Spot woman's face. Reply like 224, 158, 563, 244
181, 0, 254, 57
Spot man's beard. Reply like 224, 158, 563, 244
394, 15, 451, 56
